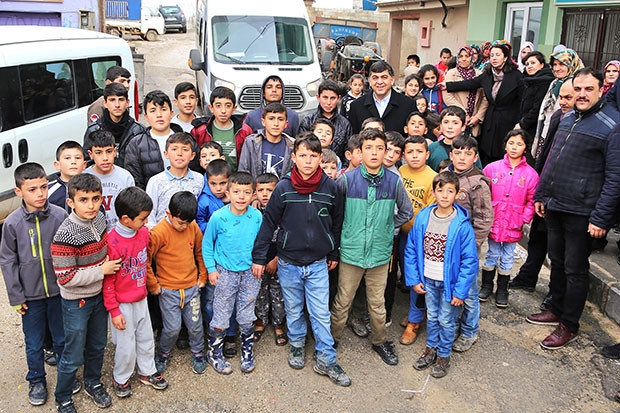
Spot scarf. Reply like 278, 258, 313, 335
491, 67, 504, 100
456, 46, 477, 116
603, 60, 620, 96
290, 165, 322, 194
542, 48, 584, 113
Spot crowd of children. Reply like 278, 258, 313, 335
5, 41, 619, 410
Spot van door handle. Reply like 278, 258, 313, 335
18, 139, 29, 163
2, 143, 13, 168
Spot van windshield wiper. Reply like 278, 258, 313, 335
215, 51, 245, 64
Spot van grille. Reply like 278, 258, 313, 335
238, 85, 305, 111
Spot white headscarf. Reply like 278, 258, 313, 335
517, 41, 536, 71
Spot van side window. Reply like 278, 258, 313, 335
88, 58, 122, 102
20, 61, 75, 121
0, 66, 23, 132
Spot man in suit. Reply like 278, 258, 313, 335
348, 61, 417, 134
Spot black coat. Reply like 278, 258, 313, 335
519, 66, 554, 139
447, 69, 524, 162
347, 89, 417, 134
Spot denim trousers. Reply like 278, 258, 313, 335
158, 285, 204, 355
277, 258, 338, 366
201, 283, 237, 336
55, 293, 108, 403
458, 276, 480, 338
424, 278, 461, 357
545, 210, 592, 332
22, 295, 64, 384
331, 262, 389, 346
209, 266, 260, 336
484, 239, 517, 274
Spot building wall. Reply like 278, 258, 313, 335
411, 6, 469, 67
0, 0, 99, 29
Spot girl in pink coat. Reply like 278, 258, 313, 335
480, 129, 539, 308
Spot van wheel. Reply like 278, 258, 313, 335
145, 30, 158, 41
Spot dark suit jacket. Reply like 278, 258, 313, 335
348, 89, 417, 134
447, 69, 524, 162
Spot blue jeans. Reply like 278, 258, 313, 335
458, 276, 480, 338
55, 293, 108, 403
484, 239, 516, 273
158, 285, 204, 354
201, 284, 237, 337
424, 278, 461, 358
278, 258, 338, 367
209, 266, 260, 336
23, 296, 64, 384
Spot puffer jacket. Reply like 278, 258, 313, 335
403, 203, 478, 302
124, 123, 184, 189
484, 154, 538, 243
536, 100, 620, 228
299, 106, 352, 162
0, 202, 68, 306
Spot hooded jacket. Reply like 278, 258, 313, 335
243, 75, 300, 137
484, 154, 538, 243
124, 123, 184, 189
403, 203, 478, 302
0, 202, 68, 306
535, 100, 620, 228
252, 172, 343, 266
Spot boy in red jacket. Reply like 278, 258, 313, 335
103, 187, 168, 398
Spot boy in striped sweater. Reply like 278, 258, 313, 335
51, 174, 122, 413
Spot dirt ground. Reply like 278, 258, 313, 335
2, 31, 620, 413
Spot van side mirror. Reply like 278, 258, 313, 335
189, 49, 204, 71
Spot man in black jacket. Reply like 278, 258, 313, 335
526, 68, 620, 349
347, 61, 417, 135
84, 83, 145, 168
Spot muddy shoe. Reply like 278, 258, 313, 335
288, 345, 305, 370
348, 317, 369, 338
452, 334, 478, 352
413, 346, 437, 370
430, 356, 450, 378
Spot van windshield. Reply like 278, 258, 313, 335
212, 16, 314, 65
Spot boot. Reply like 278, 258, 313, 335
495, 274, 510, 308
399, 322, 421, 345
240, 332, 255, 373
479, 269, 495, 302
207, 334, 232, 375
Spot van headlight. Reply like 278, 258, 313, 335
211, 75, 235, 91
306, 78, 321, 97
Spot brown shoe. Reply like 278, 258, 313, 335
412, 346, 437, 370
430, 356, 450, 378
540, 323, 578, 350
526, 310, 560, 326
399, 322, 420, 345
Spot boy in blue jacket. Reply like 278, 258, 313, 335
405, 170, 478, 379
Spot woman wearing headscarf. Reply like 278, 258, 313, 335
478, 41, 492, 70
517, 41, 536, 71
470, 44, 482, 70
442, 40, 524, 165
603, 60, 620, 96
531, 48, 583, 158
516, 50, 554, 146
443, 46, 489, 137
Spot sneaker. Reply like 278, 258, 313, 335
44, 349, 57, 366
601, 343, 620, 359
288, 345, 305, 370
452, 334, 478, 352
223, 336, 237, 358
526, 310, 560, 326
55, 399, 77, 413
192, 352, 207, 374
112, 379, 131, 398
430, 356, 450, 378
28, 382, 47, 406
313, 361, 351, 387
155, 352, 170, 373
139, 374, 168, 390
72, 378, 82, 395
348, 317, 369, 337
84, 383, 112, 408
385, 318, 393, 328
372, 340, 398, 366
413, 346, 437, 370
